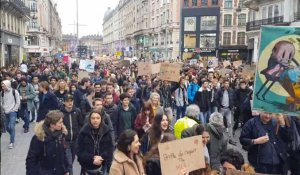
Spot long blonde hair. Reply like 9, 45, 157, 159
54, 79, 69, 92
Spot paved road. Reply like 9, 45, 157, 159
1, 120, 247, 175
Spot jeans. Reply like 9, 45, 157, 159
66, 141, 76, 175
19, 104, 30, 129
199, 111, 210, 124
176, 105, 186, 120
5, 112, 17, 143
31, 101, 39, 121
219, 107, 233, 137
210, 106, 218, 114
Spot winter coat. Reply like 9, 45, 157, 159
37, 92, 59, 122
239, 116, 291, 169
194, 87, 211, 112
104, 103, 118, 118
206, 123, 228, 170
214, 87, 236, 109
77, 123, 114, 171
54, 90, 68, 107
181, 124, 199, 138
161, 85, 172, 108
174, 86, 188, 107
17, 83, 36, 111
109, 149, 145, 175
60, 106, 84, 142
174, 116, 200, 139
26, 121, 68, 175
187, 82, 200, 103
73, 87, 91, 116
145, 155, 161, 175
134, 113, 153, 139
112, 104, 137, 139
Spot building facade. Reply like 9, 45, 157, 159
181, 0, 221, 60
61, 34, 77, 54
102, 0, 180, 60
80, 35, 103, 57
245, 0, 300, 62
24, 0, 62, 58
0, 0, 30, 67
219, 0, 249, 61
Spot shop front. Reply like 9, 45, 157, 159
1, 31, 22, 67
218, 45, 248, 62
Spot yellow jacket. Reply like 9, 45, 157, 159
174, 116, 198, 139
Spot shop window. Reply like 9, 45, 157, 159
200, 33, 216, 49
184, 34, 196, 48
223, 32, 231, 45
201, 16, 217, 30
184, 17, 196, 31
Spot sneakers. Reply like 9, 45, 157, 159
8, 143, 14, 149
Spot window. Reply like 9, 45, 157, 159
224, 0, 232, 8
184, 34, 196, 48
239, 0, 245, 8
274, 5, 279, 17
184, 17, 196, 31
201, 16, 217, 30
202, 0, 207, 6
262, 7, 267, 19
224, 14, 232, 26
192, 0, 197, 6
268, 6, 273, 18
212, 0, 218, 5
238, 14, 246, 26
200, 33, 216, 49
223, 32, 231, 45
184, 0, 189, 7
237, 32, 245, 45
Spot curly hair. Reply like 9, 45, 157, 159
220, 149, 244, 170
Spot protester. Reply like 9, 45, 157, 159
103, 92, 118, 119
239, 112, 291, 174
109, 129, 145, 175
134, 101, 155, 138
174, 104, 201, 139
148, 92, 163, 116
17, 77, 36, 133
140, 112, 172, 154
194, 80, 211, 124
26, 110, 69, 175
77, 109, 114, 175
1, 80, 21, 149
30, 74, 40, 122
174, 77, 189, 119
37, 81, 59, 122
73, 77, 92, 116
54, 79, 69, 107
60, 94, 84, 175
187, 77, 200, 104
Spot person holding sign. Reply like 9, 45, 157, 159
239, 112, 291, 174
109, 129, 145, 175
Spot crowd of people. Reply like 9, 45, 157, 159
0, 57, 300, 175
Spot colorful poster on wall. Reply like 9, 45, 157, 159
253, 26, 300, 115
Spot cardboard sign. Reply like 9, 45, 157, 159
152, 63, 161, 74
78, 71, 90, 81
189, 59, 197, 65
219, 68, 232, 77
158, 135, 205, 175
79, 60, 95, 72
226, 169, 267, 175
159, 62, 183, 82
208, 58, 218, 68
233, 60, 243, 68
242, 65, 256, 78
137, 62, 152, 76
116, 60, 131, 68
223, 60, 231, 68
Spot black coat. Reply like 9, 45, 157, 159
60, 106, 84, 142
194, 88, 211, 112
214, 87, 235, 109
77, 123, 114, 171
145, 156, 161, 175
239, 116, 291, 169
26, 122, 68, 175
37, 92, 59, 122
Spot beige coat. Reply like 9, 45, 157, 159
109, 149, 145, 175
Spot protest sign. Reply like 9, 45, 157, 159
219, 68, 232, 77
116, 60, 131, 68
79, 59, 95, 72
152, 63, 161, 74
63, 55, 69, 64
137, 62, 152, 76
233, 60, 242, 68
78, 71, 90, 81
223, 60, 231, 68
159, 62, 183, 82
253, 26, 300, 116
208, 58, 218, 67
158, 135, 205, 175
189, 59, 197, 65
241, 65, 256, 78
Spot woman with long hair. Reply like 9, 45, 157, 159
148, 92, 163, 116
77, 109, 114, 175
54, 79, 69, 106
109, 129, 145, 175
140, 112, 172, 155
26, 110, 69, 175
134, 101, 155, 139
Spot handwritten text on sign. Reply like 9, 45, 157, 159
159, 63, 183, 82
158, 135, 205, 175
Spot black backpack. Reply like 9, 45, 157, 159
1, 89, 17, 104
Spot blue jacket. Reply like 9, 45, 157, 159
37, 92, 59, 122
239, 116, 291, 169
187, 83, 200, 102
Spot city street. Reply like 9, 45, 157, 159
1, 120, 247, 174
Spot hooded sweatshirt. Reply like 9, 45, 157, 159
2, 80, 21, 114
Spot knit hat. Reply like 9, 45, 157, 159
1, 80, 11, 89
209, 112, 224, 127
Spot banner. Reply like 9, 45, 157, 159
233, 60, 242, 68
189, 59, 197, 65
159, 62, 183, 82
158, 136, 205, 175
253, 26, 300, 115
79, 60, 95, 72
208, 58, 218, 68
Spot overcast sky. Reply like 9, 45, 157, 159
55, 0, 119, 37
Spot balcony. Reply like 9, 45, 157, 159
27, 26, 39, 33
1, 0, 30, 19
295, 12, 300, 21
246, 16, 284, 31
